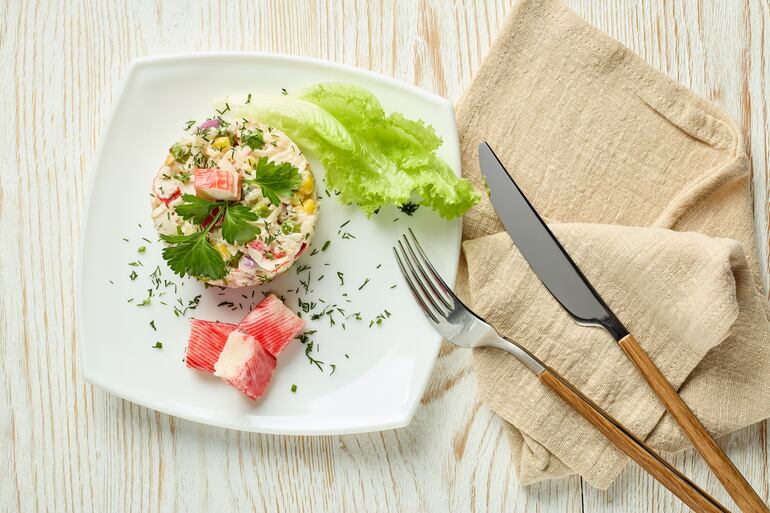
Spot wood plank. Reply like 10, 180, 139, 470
0, 1, 766, 512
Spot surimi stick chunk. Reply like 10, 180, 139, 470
214, 330, 277, 400
193, 167, 241, 201
186, 319, 237, 373
238, 294, 305, 357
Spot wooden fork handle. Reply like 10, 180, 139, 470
618, 334, 768, 513
539, 369, 729, 513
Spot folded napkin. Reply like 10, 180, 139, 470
455, 0, 770, 489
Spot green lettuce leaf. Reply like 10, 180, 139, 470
217, 83, 479, 219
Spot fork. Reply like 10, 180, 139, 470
393, 228, 729, 513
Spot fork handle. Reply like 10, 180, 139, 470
539, 369, 729, 513
618, 334, 767, 513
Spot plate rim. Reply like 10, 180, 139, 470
77, 51, 462, 435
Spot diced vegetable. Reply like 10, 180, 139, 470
198, 118, 220, 129
212, 136, 231, 152
243, 130, 264, 149
169, 142, 190, 163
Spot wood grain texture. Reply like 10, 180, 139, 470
617, 335, 768, 513
539, 369, 729, 513
0, 1, 767, 512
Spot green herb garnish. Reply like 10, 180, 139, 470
163, 195, 263, 278
175, 194, 220, 225
322, 240, 330, 251
243, 156, 302, 206
243, 130, 264, 150
291, 384, 297, 393
221, 204, 261, 244
152, 341, 163, 349
160, 230, 227, 280
398, 201, 420, 216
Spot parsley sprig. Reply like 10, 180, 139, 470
244, 157, 302, 206
160, 195, 261, 279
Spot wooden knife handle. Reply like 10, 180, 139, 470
540, 369, 729, 513
618, 334, 768, 513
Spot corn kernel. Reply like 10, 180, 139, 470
302, 198, 316, 214
298, 173, 315, 195
215, 243, 230, 260
212, 136, 231, 151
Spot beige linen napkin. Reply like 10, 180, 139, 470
455, 0, 770, 489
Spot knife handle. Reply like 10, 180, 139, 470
618, 334, 768, 513
539, 369, 729, 513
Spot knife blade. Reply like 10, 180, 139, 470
478, 141, 769, 513
478, 142, 627, 339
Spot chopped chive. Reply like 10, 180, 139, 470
122, 237, 129, 242
322, 240, 331, 251
390, 284, 397, 289
152, 341, 163, 349
358, 278, 370, 290
150, 320, 156, 331
142, 237, 152, 244
376, 264, 382, 269
337, 272, 344, 285
291, 384, 297, 393
137, 246, 146, 253
129, 270, 138, 280
340, 220, 350, 228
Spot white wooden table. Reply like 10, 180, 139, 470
2, 1, 768, 512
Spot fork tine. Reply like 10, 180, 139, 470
396, 240, 450, 318
401, 234, 453, 310
392, 246, 441, 324
407, 227, 463, 305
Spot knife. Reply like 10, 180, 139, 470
478, 142, 768, 513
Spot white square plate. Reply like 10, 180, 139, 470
79, 53, 461, 434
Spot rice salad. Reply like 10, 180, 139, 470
151, 116, 317, 288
